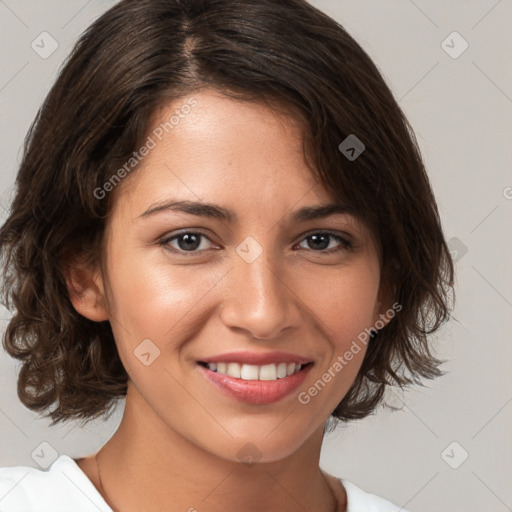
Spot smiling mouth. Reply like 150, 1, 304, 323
197, 361, 314, 381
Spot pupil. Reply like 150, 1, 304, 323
309, 234, 329, 250
179, 234, 200, 251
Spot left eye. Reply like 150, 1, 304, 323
297, 232, 352, 252
160, 231, 352, 255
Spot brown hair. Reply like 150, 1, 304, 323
0, 0, 454, 427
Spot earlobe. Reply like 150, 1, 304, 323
62, 263, 109, 322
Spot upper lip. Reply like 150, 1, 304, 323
198, 351, 313, 366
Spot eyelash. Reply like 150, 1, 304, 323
158, 230, 354, 256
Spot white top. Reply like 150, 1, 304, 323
0, 455, 410, 512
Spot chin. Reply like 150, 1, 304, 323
195, 426, 315, 466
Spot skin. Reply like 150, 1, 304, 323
67, 88, 393, 512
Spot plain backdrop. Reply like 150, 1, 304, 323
0, 1, 511, 511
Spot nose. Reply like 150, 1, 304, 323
219, 249, 302, 340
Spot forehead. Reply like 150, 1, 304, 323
114, 90, 320, 205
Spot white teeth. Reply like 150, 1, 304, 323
226, 362, 241, 378
277, 362, 288, 378
240, 364, 259, 380
205, 361, 306, 380
259, 364, 277, 381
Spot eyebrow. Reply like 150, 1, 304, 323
138, 200, 356, 223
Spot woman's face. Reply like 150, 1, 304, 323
94, 89, 388, 463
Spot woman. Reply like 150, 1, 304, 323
0, 0, 454, 510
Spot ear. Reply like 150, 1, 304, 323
61, 260, 109, 322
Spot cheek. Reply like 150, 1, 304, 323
104, 249, 225, 350
303, 262, 381, 347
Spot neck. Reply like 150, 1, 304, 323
91, 384, 345, 512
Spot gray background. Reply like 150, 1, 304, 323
1, 1, 511, 511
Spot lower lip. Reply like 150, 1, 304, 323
197, 364, 313, 404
